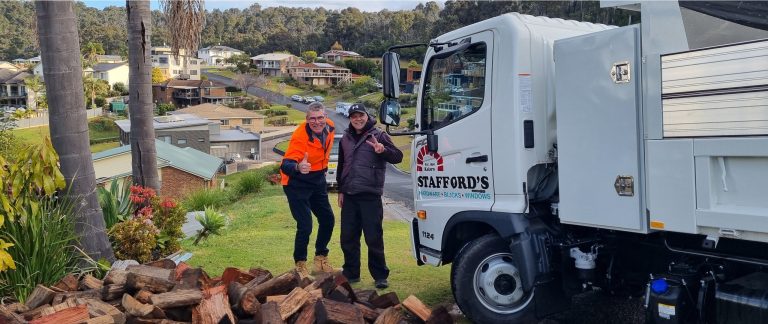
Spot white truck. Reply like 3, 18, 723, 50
378, 1, 768, 323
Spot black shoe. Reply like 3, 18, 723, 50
375, 279, 389, 289
347, 277, 360, 283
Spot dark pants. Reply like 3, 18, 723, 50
340, 195, 389, 280
283, 185, 335, 262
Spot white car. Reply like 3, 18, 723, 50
326, 134, 343, 188
304, 97, 316, 104
336, 102, 352, 117
290, 95, 303, 101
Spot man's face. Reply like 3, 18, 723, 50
349, 111, 368, 132
306, 110, 327, 134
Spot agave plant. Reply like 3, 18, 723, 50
193, 207, 226, 246
97, 179, 133, 229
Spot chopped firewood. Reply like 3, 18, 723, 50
191, 286, 235, 324
0, 304, 26, 324
175, 267, 209, 291
150, 289, 203, 309
226, 282, 247, 311
6, 303, 29, 313
373, 306, 403, 324
239, 290, 261, 316
144, 259, 176, 270
278, 287, 310, 320
248, 267, 272, 278
53, 274, 80, 292
126, 268, 175, 294
173, 263, 189, 281
355, 302, 381, 322
111, 260, 139, 271
134, 290, 153, 304
81, 275, 104, 290
221, 267, 255, 286
298, 276, 313, 289
371, 292, 400, 309
333, 275, 357, 301
247, 271, 299, 303
51, 299, 79, 313
52, 290, 100, 305
102, 285, 126, 301
25, 285, 56, 309
401, 295, 431, 322
77, 298, 126, 324
122, 294, 154, 317
28, 304, 89, 324
327, 287, 351, 303
125, 319, 187, 324
86, 315, 122, 324
265, 295, 286, 303
307, 289, 323, 303
355, 290, 379, 303
259, 301, 285, 324
160, 307, 191, 322
425, 306, 453, 324
244, 272, 273, 290
315, 298, 364, 324
104, 270, 129, 286
293, 300, 318, 324
305, 273, 335, 297
22, 305, 52, 321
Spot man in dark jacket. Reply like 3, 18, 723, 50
336, 103, 403, 289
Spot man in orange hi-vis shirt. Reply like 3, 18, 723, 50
280, 102, 337, 277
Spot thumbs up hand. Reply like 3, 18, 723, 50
298, 152, 311, 174
366, 135, 385, 154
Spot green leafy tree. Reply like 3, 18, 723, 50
226, 53, 253, 73
23, 75, 45, 110
151, 67, 166, 84
81, 41, 105, 68
83, 76, 110, 109
112, 82, 128, 95
301, 50, 317, 63
348, 75, 377, 96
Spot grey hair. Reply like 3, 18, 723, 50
306, 102, 326, 116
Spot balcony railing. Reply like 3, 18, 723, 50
290, 72, 350, 78
173, 91, 199, 98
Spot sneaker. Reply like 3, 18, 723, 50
375, 279, 389, 289
295, 261, 310, 278
313, 255, 337, 274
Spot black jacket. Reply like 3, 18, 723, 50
336, 117, 403, 196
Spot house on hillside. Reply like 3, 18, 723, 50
151, 46, 202, 80
97, 55, 124, 63
12, 56, 41, 66
400, 66, 423, 93
0, 62, 18, 70
288, 63, 353, 87
92, 140, 222, 200
198, 45, 245, 66
115, 113, 261, 161
152, 79, 232, 107
87, 63, 129, 87
170, 103, 266, 131
320, 50, 363, 63
0, 68, 34, 109
250, 53, 302, 77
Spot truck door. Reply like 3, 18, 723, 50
414, 31, 494, 256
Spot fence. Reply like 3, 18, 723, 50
11, 108, 103, 129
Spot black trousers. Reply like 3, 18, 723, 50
340, 195, 389, 280
283, 185, 335, 262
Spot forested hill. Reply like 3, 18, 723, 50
0, 1, 639, 61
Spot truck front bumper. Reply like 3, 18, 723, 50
410, 218, 442, 266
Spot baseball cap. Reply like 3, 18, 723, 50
348, 103, 367, 116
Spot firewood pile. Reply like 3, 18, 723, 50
0, 259, 454, 324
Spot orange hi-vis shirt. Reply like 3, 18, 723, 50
280, 119, 336, 186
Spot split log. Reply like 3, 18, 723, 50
259, 302, 285, 324
243, 271, 272, 290
401, 295, 431, 322
78, 298, 126, 324
150, 289, 203, 309
87, 315, 123, 324
307, 289, 323, 303
354, 302, 381, 323
0, 304, 26, 324
126, 272, 175, 294
247, 271, 299, 303
173, 263, 189, 281
265, 295, 286, 303
247, 267, 271, 279
21, 305, 52, 321
51, 299, 79, 313
175, 268, 208, 291
355, 290, 378, 303
25, 285, 56, 309
102, 285, 126, 301
239, 290, 260, 316
278, 287, 310, 320
122, 294, 154, 317
370, 292, 400, 309
134, 290, 153, 304
28, 304, 89, 324
333, 275, 357, 302
327, 287, 351, 303
144, 259, 176, 270
226, 282, 247, 311
125, 319, 187, 324
6, 303, 29, 313
315, 298, 364, 324
221, 267, 255, 286
104, 270, 129, 286
425, 306, 453, 324
191, 286, 235, 324
292, 300, 318, 324
53, 274, 80, 292
81, 275, 104, 290
373, 306, 403, 324
52, 290, 100, 305
111, 260, 139, 271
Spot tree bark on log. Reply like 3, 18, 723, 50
370, 292, 400, 309
53, 274, 80, 292
259, 301, 285, 324
425, 306, 453, 324
25, 285, 56, 309
191, 286, 235, 324
246, 271, 299, 303
315, 298, 364, 324
102, 285, 126, 301
104, 270, 129, 286
122, 294, 154, 317
28, 304, 89, 324
149, 290, 203, 309
278, 287, 310, 320
82, 275, 104, 290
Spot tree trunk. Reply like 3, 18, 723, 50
126, 0, 160, 191
35, 0, 115, 262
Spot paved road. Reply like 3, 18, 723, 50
205, 71, 414, 210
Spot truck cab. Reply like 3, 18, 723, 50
379, 1, 768, 323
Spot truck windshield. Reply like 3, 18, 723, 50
420, 42, 487, 131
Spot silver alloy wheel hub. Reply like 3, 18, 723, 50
473, 253, 534, 314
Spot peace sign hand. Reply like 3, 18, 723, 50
366, 135, 385, 154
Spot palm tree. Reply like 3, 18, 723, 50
23, 75, 44, 111
83, 76, 109, 109
126, 0, 160, 191
35, 0, 115, 261
82, 41, 105, 68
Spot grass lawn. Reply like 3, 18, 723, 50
390, 134, 413, 173
267, 105, 306, 124
90, 141, 120, 153
264, 77, 303, 97
207, 68, 236, 79
13, 117, 121, 150
181, 167, 454, 307
275, 140, 289, 152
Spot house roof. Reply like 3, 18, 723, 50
201, 45, 244, 53
0, 69, 31, 84
251, 53, 297, 61
97, 55, 124, 62
114, 114, 212, 132
93, 62, 127, 72
321, 50, 362, 57
171, 103, 266, 119
154, 79, 224, 88
211, 128, 260, 142
92, 140, 222, 180
0, 61, 19, 70
291, 63, 348, 70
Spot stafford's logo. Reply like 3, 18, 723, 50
416, 146, 443, 172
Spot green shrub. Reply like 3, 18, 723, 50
97, 179, 132, 229
193, 207, 226, 245
89, 117, 117, 132
235, 172, 264, 196
225, 86, 241, 92
157, 103, 176, 116
90, 137, 120, 145
109, 218, 158, 263
94, 97, 107, 108
151, 197, 186, 255
113, 82, 129, 95
183, 189, 232, 212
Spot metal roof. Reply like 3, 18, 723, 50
210, 128, 260, 142
92, 140, 222, 180
114, 114, 211, 132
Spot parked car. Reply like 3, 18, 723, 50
290, 95, 303, 101
326, 134, 343, 189
336, 102, 352, 117
313, 96, 325, 102
303, 97, 316, 104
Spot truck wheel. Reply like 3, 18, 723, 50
452, 234, 536, 323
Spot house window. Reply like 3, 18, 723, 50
100, 72, 106, 79
190, 60, 197, 65
190, 70, 198, 75
197, 138, 205, 142
158, 135, 172, 143
221, 119, 229, 125
177, 139, 187, 144
242, 118, 252, 125
159, 57, 168, 64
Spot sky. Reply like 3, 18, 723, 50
81, 0, 444, 12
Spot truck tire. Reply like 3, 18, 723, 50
452, 234, 536, 323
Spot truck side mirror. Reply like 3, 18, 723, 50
382, 52, 400, 99
379, 98, 401, 126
